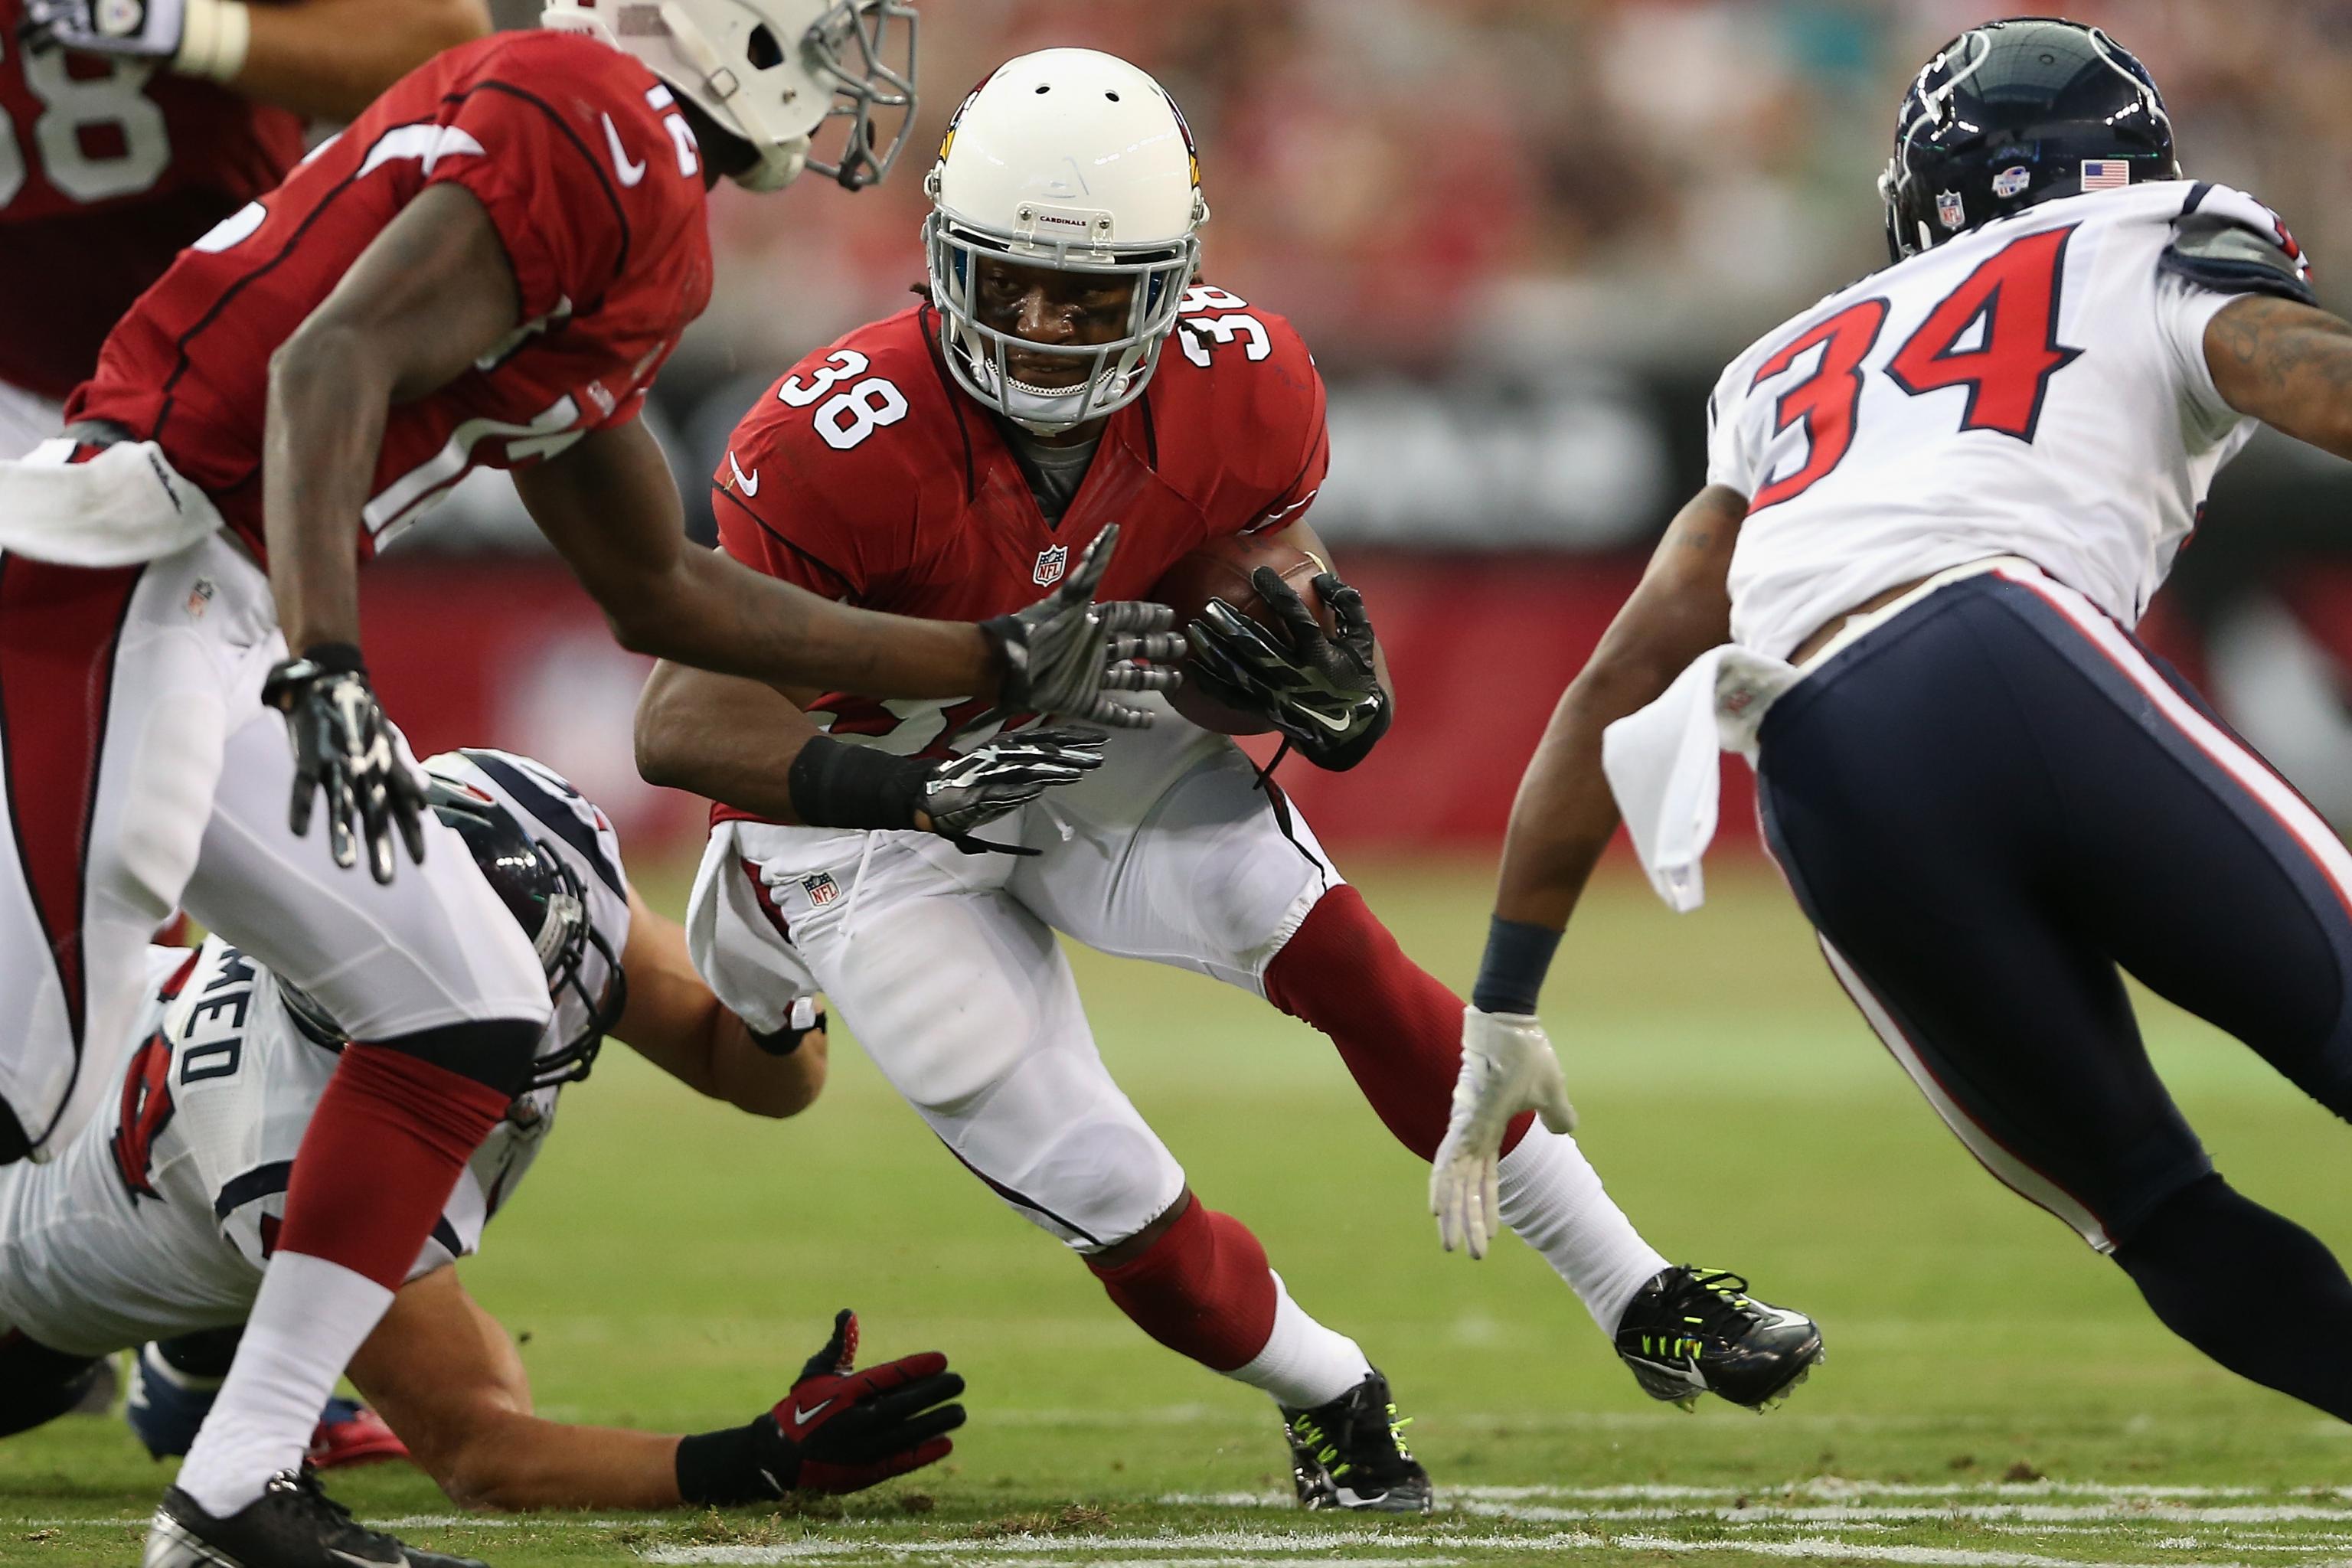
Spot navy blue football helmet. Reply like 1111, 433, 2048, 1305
1880, 17, 2178, 263
281, 773, 623, 1093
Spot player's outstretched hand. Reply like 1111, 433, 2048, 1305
20, 0, 185, 59
261, 648, 428, 885
768, 1310, 965, 1494
981, 525, 1188, 730
919, 727, 1106, 854
1187, 569, 1391, 770
676, 1309, 965, 1505
1432, 1007, 1579, 1259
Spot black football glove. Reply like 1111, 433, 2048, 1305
20, 0, 185, 59
977, 524, 1187, 733
1186, 568, 1392, 771
260, 645, 427, 885
676, 1309, 965, 1504
921, 727, 1105, 854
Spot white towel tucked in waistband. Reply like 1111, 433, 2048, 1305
0, 439, 224, 567
1601, 645, 1800, 913
1602, 557, 2030, 913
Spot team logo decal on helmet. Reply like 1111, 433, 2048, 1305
542, 0, 918, 193
923, 48, 1208, 433
1878, 18, 2177, 263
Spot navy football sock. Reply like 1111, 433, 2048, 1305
2114, 1174, 2352, 1422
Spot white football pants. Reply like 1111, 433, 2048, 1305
691, 707, 1339, 1251
0, 517, 550, 1159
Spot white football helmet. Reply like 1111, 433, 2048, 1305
923, 48, 1207, 433
541, 0, 916, 192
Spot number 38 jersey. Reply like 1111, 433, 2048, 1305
0, 0, 304, 403
64, 29, 711, 564
1709, 181, 2304, 661
0, 750, 630, 1358
710, 289, 1328, 787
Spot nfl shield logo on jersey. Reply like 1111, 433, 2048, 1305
1033, 544, 1068, 587
1936, 190, 1966, 230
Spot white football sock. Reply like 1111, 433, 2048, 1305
173, 1253, 393, 1517
1498, 1125, 1670, 1335
1224, 1272, 1374, 1410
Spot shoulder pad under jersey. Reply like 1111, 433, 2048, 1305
2161, 211, 2316, 308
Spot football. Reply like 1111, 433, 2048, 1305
1149, 534, 1334, 734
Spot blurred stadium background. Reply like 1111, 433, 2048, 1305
21, 7, 2352, 1560
376, 0, 2352, 867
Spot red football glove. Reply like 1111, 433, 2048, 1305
760, 1309, 965, 1493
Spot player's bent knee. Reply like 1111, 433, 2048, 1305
372, 1016, 545, 1098
984, 1117, 1185, 1255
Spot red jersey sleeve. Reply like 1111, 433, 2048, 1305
1169, 288, 1333, 540
429, 38, 664, 324
709, 316, 955, 603
1243, 350, 1330, 536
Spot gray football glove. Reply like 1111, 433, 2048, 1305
260, 648, 428, 885
978, 525, 1187, 732
1187, 568, 1391, 770
921, 727, 1106, 854
21, 0, 186, 60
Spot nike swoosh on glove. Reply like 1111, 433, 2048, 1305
1184, 568, 1390, 770
758, 1309, 966, 1494
1431, 1007, 1577, 1259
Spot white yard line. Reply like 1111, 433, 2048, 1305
1168, 1483, 2352, 1508
1456, 1502, 2352, 1526
637, 1525, 2265, 1568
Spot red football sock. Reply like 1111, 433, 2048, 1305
1263, 884, 1532, 1162
1088, 1195, 1278, 1372
273, 1044, 514, 1289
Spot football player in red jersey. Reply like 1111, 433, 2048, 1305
0, 0, 494, 459
638, 49, 1824, 1514
0, 5, 1181, 1565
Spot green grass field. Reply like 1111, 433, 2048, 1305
8, 858, 2352, 1567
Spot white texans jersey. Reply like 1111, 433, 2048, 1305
0, 751, 629, 1357
1709, 181, 2306, 660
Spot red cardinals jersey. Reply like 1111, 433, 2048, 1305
711, 283, 1328, 804
0, 2, 303, 402
67, 29, 711, 561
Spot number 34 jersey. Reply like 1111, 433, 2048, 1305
65, 29, 711, 564
1708, 181, 2305, 661
0, 0, 302, 402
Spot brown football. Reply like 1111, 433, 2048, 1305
1150, 534, 1334, 734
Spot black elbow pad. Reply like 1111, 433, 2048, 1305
2160, 212, 2317, 306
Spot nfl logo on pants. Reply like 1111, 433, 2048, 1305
1033, 544, 1068, 586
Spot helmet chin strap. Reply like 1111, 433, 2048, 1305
658, 1, 811, 191
959, 330, 1136, 434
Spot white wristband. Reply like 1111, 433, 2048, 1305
173, 0, 251, 84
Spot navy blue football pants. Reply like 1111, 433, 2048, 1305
1757, 564, 2352, 1419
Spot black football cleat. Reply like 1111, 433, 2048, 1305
142, 1468, 486, 1568
1280, 1370, 1432, 1514
1615, 1265, 1824, 1412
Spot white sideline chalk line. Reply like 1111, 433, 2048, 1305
1169, 1484, 2352, 1506
1456, 1503, 2352, 1525
636, 1527, 2269, 1567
